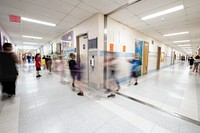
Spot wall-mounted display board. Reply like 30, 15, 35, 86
89, 38, 98, 49
61, 31, 74, 52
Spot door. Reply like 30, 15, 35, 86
77, 34, 88, 83
143, 41, 149, 75
157, 47, 161, 70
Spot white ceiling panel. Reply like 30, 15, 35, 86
0, 0, 200, 54
183, 0, 200, 7
78, 2, 99, 13
110, 9, 133, 21
20, 2, 66, 20
138, 0, 183, 18
141, 10, 186, 25
128, 0, 180, 15
119, 16, 141, 25
186, 4, 200, 14
69, 7, 94, 20
0, 5, 20, 16
24, 0, 75, 14
62, 15, 84, 24
60, 0, 82, 6
82, 0, 123, 14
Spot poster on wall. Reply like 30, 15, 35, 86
61, 31, 74, 53
135, 40, 143, 76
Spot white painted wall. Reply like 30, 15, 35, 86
40, 14, 185, 88
106, 17, 184, 82
0, 26, 16, 51
49, 14, 104, 89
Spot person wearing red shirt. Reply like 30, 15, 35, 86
35, 53, 41, 77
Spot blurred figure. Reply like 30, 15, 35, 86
27, 54, 31, 63
76, 60, 84, 96
188, 56, 194, 69
47, 56, 52, 72
42, 55, 46, 69
128, 54, 142, 86
32, 56, 35, 63
69, 53, 77, 88
0, 43, 20, 98
58, 56, 65, 82
35, 53, 41, 77
105, 52, 120, 98
193, 55, 200, 72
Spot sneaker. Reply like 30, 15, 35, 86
77, 91, 84, 96
105, 89, 111, 93
107, 94, 115, 98
134, 82, 138, 85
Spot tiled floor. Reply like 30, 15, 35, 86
0, 62, 200, 133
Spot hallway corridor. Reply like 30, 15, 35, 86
0, 62, 200, 133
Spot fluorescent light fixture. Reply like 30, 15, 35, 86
173, 40, 190, 43
182, 47, 191, 49
23, 35, 43, 39
177, 44, 191, 47
21, 17, 56, 27
141, 5, 184, 20
23, 42, 38, 45
164, 31, 189, 37
17, 46, 39, 50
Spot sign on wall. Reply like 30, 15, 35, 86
61, 31, 74, 52
135, 40, 143, 76
89, 38, 98, 49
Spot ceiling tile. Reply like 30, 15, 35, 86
24, 0, 75, 14
110, 9, 133, 21
69, 7, 94, 20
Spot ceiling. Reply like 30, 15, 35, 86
110, 0, 200, 54
0, 0, 199, 54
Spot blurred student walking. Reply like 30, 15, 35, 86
0, 43, 20, 98
105, 52, 120, 98
35, 53, 41, 77
128, 54, 142, 86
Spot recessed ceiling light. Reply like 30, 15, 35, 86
173, 40, 190, 43
22, 35, 43, 39
164, 31, 189, 37
21, 17, 56, 27
177, 44, 191, 47
23, 42, 38, 44
141, 5, 184, 20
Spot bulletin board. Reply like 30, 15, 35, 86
89, 38, 98, 49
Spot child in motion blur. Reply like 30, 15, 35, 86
47, 56, 52, 72
128, 54, 142, 86
0, 43, 20, 98
76, 60, 84, 96
68, 53, 84, 96
58, 56, 65, 82
193, 55, 200, 72
105, 52, 120, 98
188, 56, 194, 69
35, 53, 41, 77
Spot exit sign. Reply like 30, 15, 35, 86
9, 15, 21, 23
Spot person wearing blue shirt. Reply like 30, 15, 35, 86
128, 56, 142, 86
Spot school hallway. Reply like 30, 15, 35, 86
0, 62, 200, 133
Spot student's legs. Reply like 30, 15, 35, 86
77, 80, 84, 96
71, 73, 76, 87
